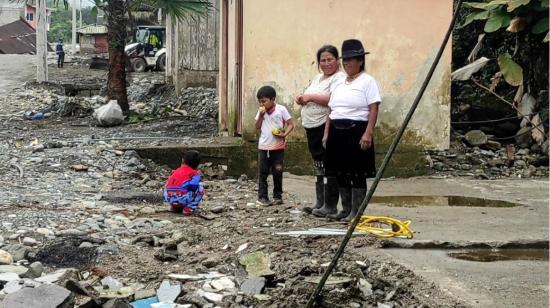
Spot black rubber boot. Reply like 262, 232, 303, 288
343, 188, 367, 222
327, 186, 352, 220
312, 176, 339, 217
303, 176, 324, 214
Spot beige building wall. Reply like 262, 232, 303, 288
234, 0, 452, 150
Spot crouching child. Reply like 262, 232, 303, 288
163, 150, 205, 215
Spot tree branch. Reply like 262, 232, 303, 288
470, 77, 547, 139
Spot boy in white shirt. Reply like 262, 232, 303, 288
254, 86, 294, 206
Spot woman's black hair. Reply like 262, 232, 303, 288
316, 45, 339, 71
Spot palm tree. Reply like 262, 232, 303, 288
94, 0, 213, 114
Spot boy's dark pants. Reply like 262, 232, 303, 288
258, 149, 284, 200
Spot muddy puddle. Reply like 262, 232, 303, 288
370, 195, 519, 207
448, 249, 549, 262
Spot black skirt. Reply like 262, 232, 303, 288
304, 124, 326, 163
325, 119, 376, 178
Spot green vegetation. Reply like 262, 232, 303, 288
48, 5, 97, 42
452, 0, 548, 137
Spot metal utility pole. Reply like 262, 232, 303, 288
72, 0, 77, 53
36, 0, 48, 82
165, 14, 172, 82
79, 0, 82, 28
174, 18, 180, 94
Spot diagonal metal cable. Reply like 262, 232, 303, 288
305, 1, 464, 306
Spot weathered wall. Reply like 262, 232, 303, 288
236, 0, 451, 150
173, 0, 219, 92
0, 1, 21, 27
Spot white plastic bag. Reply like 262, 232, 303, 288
93, 100, 124, 126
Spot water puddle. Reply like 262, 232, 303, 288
370, 196, 519, 208
448, 249, 549, 262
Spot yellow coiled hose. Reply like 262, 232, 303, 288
354, 216, 413, 239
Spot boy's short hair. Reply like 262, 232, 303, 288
256, 85, 276, 100
183, 150, 201, 169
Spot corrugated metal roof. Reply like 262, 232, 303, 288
77, 25, 108, 35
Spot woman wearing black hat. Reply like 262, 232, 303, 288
323, 39, 381, 221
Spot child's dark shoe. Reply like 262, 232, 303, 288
256, 198, 272, 207
272, 198, 283, 205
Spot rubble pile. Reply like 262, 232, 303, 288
0, 131, 461, 307
130, 81, 219, 120
427, 130, 549, 179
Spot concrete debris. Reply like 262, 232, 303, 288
304, 275, 353, 285
209, 277, 235, 291
35, 269, 69, 283
0, 250, 13, 265
156, 280, 181, 303
0, 272, 20, 282
239, 252, 275, 278
102, 298, 133, 308
196, 289, 223, 303
3, 245, 29, 262
240, 277, 266, 295
2, 280, 23, 294
167, 272, 226, 281
2, 284, 73, 308
133, 288, 156, 300
0, 265, 28, 276
235, 243, 248, 254
359, 278, 373, 297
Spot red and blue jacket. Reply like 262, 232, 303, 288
163, 164, 205, 209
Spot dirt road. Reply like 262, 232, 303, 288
0, 54, 35, 95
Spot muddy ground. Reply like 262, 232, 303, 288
0, 54, 548, 307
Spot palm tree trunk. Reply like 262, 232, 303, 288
106, 0, 129, 114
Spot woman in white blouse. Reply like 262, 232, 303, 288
295, 45, 345, 217
324, 39, 381, 222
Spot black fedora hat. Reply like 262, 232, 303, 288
341, 39, 370, 59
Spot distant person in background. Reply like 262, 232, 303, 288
56, 39, 65, 68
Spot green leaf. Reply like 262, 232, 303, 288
91, 6, 98, 17
486, 0, 510, 9
507, 0, 531, 11
497, 53, 523, 86
542, 0, 549, 8
133, 0, 214, 22
463, 0, 508, 9
462, 10, 491, 27
463, 2, 490, 9
532, 17, 549, 34
484, 10, 511, 32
